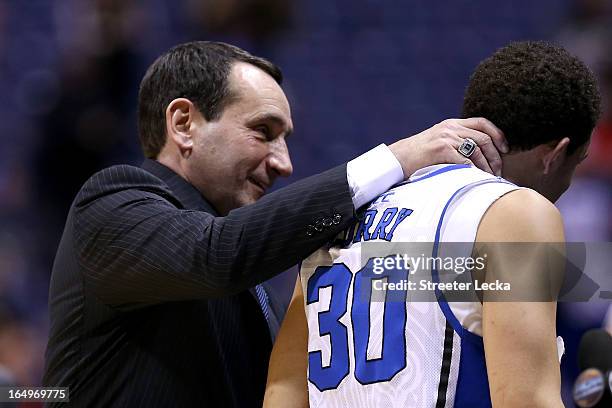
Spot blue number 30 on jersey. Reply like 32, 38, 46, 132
306, 261, 410, 391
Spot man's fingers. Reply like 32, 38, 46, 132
457, 128, 503, 176
463, 143, 494, 175
391, 117, 507, 179
446, 149, 474, 167
446, 134, 493, 174
456, 117, 509, 153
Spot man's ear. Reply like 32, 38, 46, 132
542, 137, 570, 175
165, 98, 198, 158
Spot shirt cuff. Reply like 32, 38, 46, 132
346, 144, 404, 209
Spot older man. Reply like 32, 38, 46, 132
43, 41, 505, 407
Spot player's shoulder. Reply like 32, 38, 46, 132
491, 188, 560, 220
387, 164, 476, 195
405, 164, 498, 188
478, 188, 564, 242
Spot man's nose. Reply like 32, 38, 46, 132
268, 138, 293, 177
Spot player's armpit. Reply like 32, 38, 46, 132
264, 277, 309, 408
475, 189, 565, 408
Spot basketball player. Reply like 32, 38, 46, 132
263, 41, 601, 408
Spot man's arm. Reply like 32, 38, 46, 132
475, 189, 565, 408
74, 118, 506, 309
264, 278, 309, 408
74, 164, 353, 309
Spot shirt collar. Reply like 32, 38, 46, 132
140, 159, 219, 215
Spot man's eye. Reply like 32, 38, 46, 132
255, 126, 270, 138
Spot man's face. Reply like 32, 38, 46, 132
185, 62, 294, 215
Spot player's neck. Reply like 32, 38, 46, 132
500, 150, 542, 190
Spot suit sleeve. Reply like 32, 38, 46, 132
73, 164, 354, 309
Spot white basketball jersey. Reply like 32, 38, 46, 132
300, 164, 521, 408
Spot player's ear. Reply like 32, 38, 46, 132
542, 137, 570, 175
165, 98, 198, 159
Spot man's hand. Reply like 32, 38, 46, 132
389, 118, 508, 178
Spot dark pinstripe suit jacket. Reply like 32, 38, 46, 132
43, 159, 354, 407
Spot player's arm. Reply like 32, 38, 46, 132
475, 189, 565, 408
264, 277, 309, 408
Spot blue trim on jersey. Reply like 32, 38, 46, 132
431, 177, 516, 408
454, 337, 492, 407
396, 163, 472, 187
431, 178, 508, 340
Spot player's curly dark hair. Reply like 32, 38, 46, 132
462, 41, 601, 154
